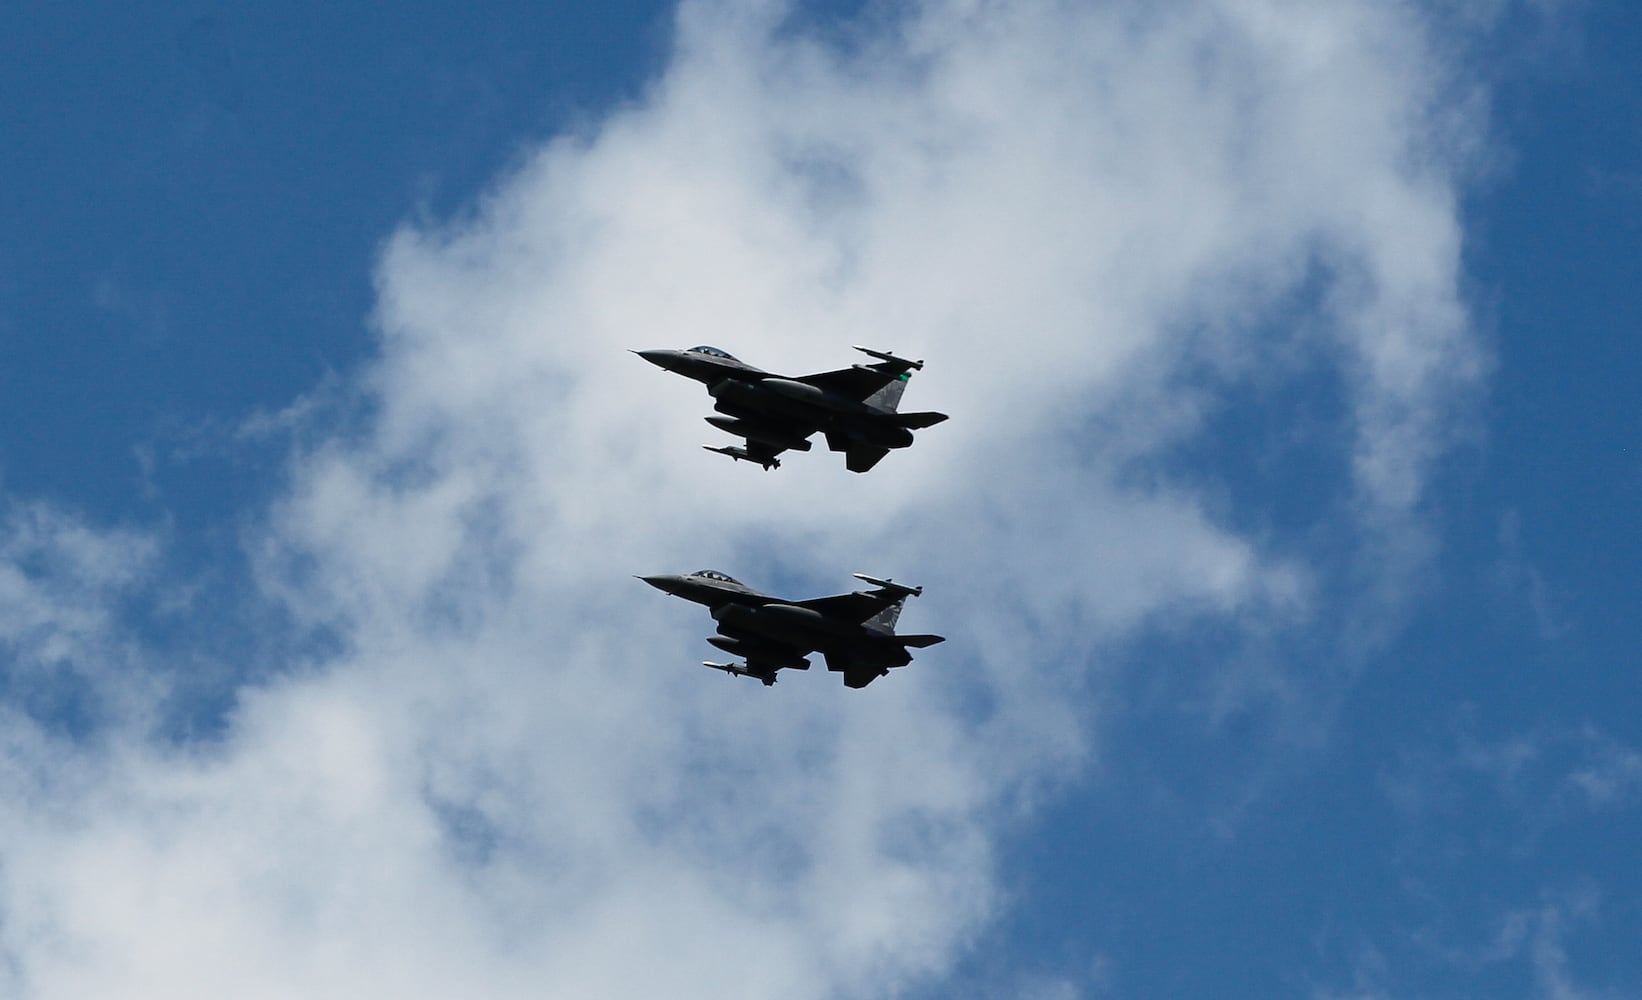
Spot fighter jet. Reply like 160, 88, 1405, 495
638, 569, 944, 688
633, 345, 948, 472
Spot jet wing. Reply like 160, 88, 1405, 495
792, 365, 907, 403
793, 591, 898, 623
793, 346, 925, 401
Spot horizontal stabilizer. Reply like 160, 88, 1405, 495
898, 634, 945, 648
852, 574, 923, 597
894, 410, 948, 429
852, 345, 924, 370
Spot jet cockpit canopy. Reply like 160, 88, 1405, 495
689, 569, 742, 585
687, 346, 739, 361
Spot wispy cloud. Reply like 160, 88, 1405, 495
1308, 887, 1623, 1000
1500, 888, 1609, 1000
1493, 509, 1571, 642
1386, 713, 1642, 827
0, 501, 159, 734
1344, 712, 1642, 1000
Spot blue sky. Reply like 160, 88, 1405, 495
2, 2, 1638, 998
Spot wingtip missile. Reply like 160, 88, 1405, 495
852, 345, 924, 370
851, 573, 924, 597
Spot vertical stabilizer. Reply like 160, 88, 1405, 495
865, 599, 905, 632
864, 371, 910, 412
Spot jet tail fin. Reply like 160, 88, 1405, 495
854, 575, 925, 630
852, 347, 927, 413
865, 602, 903, 632
863, 372, 909, 413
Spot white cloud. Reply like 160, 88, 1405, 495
0, 0, 1489, 996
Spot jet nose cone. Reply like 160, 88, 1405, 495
637, 574, 685, 595
634, 349, 678, 370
